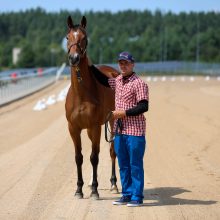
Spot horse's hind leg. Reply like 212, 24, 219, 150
68, 123, 84, 199
110, 142, 118, 193
109, 118, 118, 193
87, 126, 101, 199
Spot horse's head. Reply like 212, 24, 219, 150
67, 16, 88, 66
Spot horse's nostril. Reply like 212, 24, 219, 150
74, 54, 79, 60
69, 53, 80, 65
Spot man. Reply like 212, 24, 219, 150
88, 51, 149, 207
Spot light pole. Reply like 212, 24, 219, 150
50, 48, 57, 66
196, 14, 200, 63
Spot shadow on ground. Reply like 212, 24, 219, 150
143, 187, 217, 206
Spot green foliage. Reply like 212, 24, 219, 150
0, 8, 220, 68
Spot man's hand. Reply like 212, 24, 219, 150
112, 110, 126, 119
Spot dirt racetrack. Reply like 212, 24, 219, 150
0, 77, 220, 220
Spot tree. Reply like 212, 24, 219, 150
17, 43, 35, 68
0, 8, 220, 68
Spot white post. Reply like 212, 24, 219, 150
56, 63, 66, 82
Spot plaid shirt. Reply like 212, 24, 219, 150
108, 73, 149, 136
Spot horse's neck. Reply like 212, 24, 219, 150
70, 57, 95, 95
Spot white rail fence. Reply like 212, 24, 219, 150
107, 61, 220, 75
0, 64, 66, 106
1, 61, 220, 106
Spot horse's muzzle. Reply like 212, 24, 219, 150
69, 53, 80, 66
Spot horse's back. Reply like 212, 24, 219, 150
96, 65, 120, 78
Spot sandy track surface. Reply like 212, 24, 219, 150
0, 78, 220, 220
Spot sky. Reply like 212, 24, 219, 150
0, 0, 220, 14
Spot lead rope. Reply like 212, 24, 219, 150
104, 111, 123, 143
75, 66, 82, 82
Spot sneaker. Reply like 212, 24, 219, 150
127, 200, 143, 207
112, 196, 131, 205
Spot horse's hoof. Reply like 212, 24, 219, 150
75, 192, 83, 199
110, 185, 119, 194
90, 192, 99, 200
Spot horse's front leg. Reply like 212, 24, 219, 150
87, 126, 101, 199
68, 123, 84, 199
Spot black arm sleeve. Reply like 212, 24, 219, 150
89, 65, 110, 87
126, 100, 148, 116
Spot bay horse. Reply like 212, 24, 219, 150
65, 15, 119, 199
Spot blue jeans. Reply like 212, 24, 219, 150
114, 134, 146, 202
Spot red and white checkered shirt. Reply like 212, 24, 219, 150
108, 73, 149, 136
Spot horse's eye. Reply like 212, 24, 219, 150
66, 36, 69, 40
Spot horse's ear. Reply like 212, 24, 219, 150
81, 16, 87, 28
67, 15, 74, 29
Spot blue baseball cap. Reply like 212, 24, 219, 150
118, 51, 135, 63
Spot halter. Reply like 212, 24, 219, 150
67, 41, 87, 56
67, 25, 88, 57
67, 26, 88, 81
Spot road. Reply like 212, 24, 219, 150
0, 78, 220, 220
